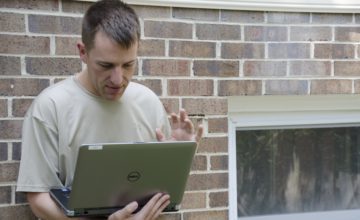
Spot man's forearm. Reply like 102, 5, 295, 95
27, 192, 88, 220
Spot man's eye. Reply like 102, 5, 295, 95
124, 63, 135, 69
99, 63, 113, 69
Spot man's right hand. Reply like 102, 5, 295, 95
108, 193, 170, 220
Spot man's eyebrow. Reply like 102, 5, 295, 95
125, 59, 136, 64
96, 60, 113, 65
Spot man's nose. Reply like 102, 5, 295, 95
110, 67, 123, 85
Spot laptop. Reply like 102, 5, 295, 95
50, 141, 197, 217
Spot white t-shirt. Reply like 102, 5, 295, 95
17, 76, 171, 192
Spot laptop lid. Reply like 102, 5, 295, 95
52, 141, 197, 217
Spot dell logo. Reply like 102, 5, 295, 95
127, 171, 141, 182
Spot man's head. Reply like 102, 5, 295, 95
82, 0, 140, 51
77, 0, 140, 101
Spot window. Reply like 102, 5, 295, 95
228, 95, 360, 220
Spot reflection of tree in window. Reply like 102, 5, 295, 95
236, 127, 360, 217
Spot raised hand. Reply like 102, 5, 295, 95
156, 108, 203, 143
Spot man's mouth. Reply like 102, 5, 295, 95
105, 85, 124, 95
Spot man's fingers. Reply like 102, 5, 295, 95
147, 194, 170, 220
156, 128, 165, 142
179, 108, 187, 122
184, 118, 194, 133
109, 201, 138, 220
195, 124, 204, 143
150, 198, 171, 220
171, 113, 179, 126
136, 193, 162, 219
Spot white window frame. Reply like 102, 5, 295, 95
77, 0, 360, 13
228, 95, 360, 220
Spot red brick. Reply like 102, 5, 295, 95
0, 12, 25, 32
12, 98, 34, 117
0, 0, 58, 11
168, 79, 213, 96
210, 155, 228, 171
0, 205, 37, 220
290, 26, 332, 41
55, 37, 80, 55
198, 137, 228, 153
189, 117, 204, 133
267, 12, 309, 24
28, 15, 82, 35
186, 173, 228, 191
132, 79, 162, 96
268, 43, 310, 59
193, 60, 238, 77
0, 34, 50, 55
244, 61, 286, 77
0, 186, 11, 204
221, 10, 264, 23
196, 23, 240, 40
0, 163, 19, 182
16, 191, 28, 204
12, 142, 21, 161
144, 21, 192, 39
265, 80, 308, 95
355, 80, 360, 94
158, 213, 181, 220
289, 61, 331, 76
0, 78, 49, 96
138, 39, 165, 57
0, 56, 21, 75
335, 26, 360, 43
0, 99, 7, 118
209, 191, 228, 208
169, 41, 216, 58
334, 61, 360, 76
0, 143, 7, 161
208, 117, 228, 133
191, 155, 207, 171
221, 43, 264, 59
218, 80, 262, 96
182, 98, 227, 116
132, 5, 170, 19
314, 44, 355, 59
183, 210, 228, 220
160, 98, 179, 114
245, 26, 287, 41
312, 13, 353, 24
181, 192, 206, 209
311, 80, 352, 94
173, 8, 219, 21
142, 59, 190, 76
61, 0, 92, 13
0, 120, 22, 139
26, 57, 82, 76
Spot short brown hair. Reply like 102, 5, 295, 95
82, 0, 140, 50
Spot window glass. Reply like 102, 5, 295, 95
236, 127, 360, 217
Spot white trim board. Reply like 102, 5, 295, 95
76, 0, 360, 13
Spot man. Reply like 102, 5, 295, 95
16, 0, 203, 219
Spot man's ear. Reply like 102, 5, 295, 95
77, 41, 87, 64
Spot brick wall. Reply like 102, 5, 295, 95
0, 0, 359, 219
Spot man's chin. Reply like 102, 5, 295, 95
103, 93, 123, 101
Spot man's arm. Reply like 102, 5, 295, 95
27, 192, 86, 220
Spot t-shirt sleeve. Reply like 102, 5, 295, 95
16, 100, 63, 192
